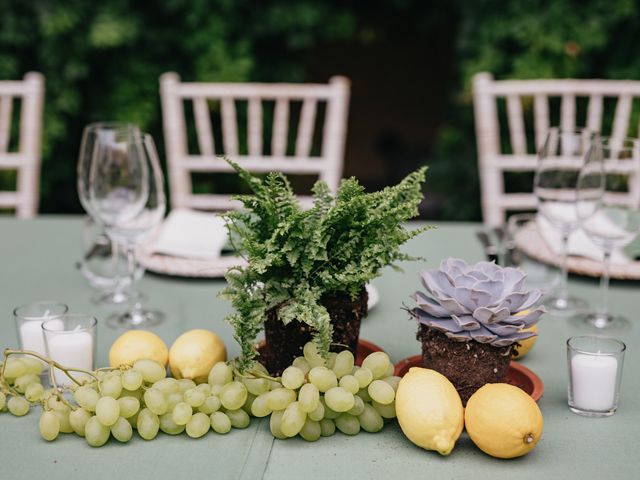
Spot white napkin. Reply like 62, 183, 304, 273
147, 209, 229, 260
536, 213, 632, 265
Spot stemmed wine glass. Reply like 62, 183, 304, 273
534, 128, 594, 315
573, 136, 640, 330
77, 123, 142, 304
89, 130, 167, 328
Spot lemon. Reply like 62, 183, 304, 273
169, 329, 227, 384
109, 330, 169, 368
395, 367, 464, 456
513, 324, 538, 359
465, 383, 543, 459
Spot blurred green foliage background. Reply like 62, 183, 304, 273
0, 0, 638, 218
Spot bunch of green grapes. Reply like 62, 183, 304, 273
0, 357, 46, 416
247, 342, 398, 441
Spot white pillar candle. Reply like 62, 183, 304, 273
46, 331, 94, 387
571, 353, 618, 411
19, 318, 64, 356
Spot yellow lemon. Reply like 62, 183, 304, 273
109, 330, 169, 367
395, 367, 464, 456
169, 329, 227, 383
513, 324, 538, 359
465, 383, 543, 459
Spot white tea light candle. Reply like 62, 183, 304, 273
13, 302, 69, 358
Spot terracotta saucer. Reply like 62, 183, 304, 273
393, 354, 544, 401
256, 338, 384, 368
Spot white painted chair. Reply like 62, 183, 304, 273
473, 72, 640, 226
160, 73, 350, 210
0, 72, 45, 218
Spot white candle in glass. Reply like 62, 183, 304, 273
571, 353, 618, 411
19, 317, 63, 356
47, 329, 94, 387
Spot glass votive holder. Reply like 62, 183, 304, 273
13, 301, 69, 359
43, 314, 97, 387
567, 335, 626, 417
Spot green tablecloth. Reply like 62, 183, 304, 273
1, 217, 638, 479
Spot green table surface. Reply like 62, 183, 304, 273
1, 216, 639, 479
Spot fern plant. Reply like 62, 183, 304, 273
220, 159, 429, 371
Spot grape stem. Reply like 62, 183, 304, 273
230, 363, 281, 383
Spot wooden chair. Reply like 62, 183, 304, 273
160, 73, 350, 210
0, 72, 45, 218
473, 72, 640, 226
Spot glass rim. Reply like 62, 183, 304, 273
42, 314, 98, 334
566, 335, 626, 355
13, 301, 69, 320
592, 135, 640, 151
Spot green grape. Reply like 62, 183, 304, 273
250, 394, 272, 418
137, 408, 160, 440
383, 362, 395, 378
251, 361, 269, 376
319, 418, 336, 437
210, 411, 231, 434
166, 392, 183, 410
280, 402, 306, 437
281, 367, 305, 390
7, 396, 29, 416
121, 370, 143, 391
74, 385, 100, 412
95, 396, 120, 426
347, 395, 365, 416
198, 395, 221, 415
303, 342, 325, 368
319, 397, 339, 420
39, 411, 60, 441
195, 383, 211, 396
308, 367, 337, 393
48, 396, 68, 412
226, 409, 250, 429
177, 378, 197, 393
326, 352, 337, 369
4, 358, 27, 379
324, 387, 355, 413
242, 393, 256, 416
100, 374, 123, 399
359, 404, 384, 433
111, 416, 133, 442
372, 400, 396, 419
292, 356, 311, 375
332, 350, 355, 379
382, 375, 401, 391
299, 418, 321, 442
265, 388, 296, 411
361, 352, 390, 380
356, 388, 372, 403
208, 362, 232, 386
132, 359, 166, 384
269, 380, 283, 391
338, 375, 359, 395
210, 384, 223, 396
219, 381, 248, 410
69, 408, 91, 436
25, 383, 44, 402
368, 380, 395, 405
186, 412, 210, 438
335, 413, 360, 435
159, 412, 185, 435
354, 367, 373, 388
117, 396, 140, 418
184, 388, 206, 408
298, 383, 320, 413
13, 374, 40, 393
0, 391, 5, 410
269, 410, 286, 439
53, 407, 74, 433
243, 376, 270, 396
143, 388, 168, 415
85, 416, 110, 447
153, 378, 179, 395
308, 401, 325, 422
172, 402, 193, 426
22, 357, 44, 375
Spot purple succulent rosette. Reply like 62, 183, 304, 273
412, 258, 545, 347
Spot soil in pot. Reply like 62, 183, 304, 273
260, 288, 368, 375
417, 324, 512, 405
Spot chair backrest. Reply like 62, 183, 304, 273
0, 72, 45, 218
160, 73, 350, 210
473, 72, 640, 226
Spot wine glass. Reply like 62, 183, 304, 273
77, 123, 142, 304
89, 131, 167, 328
534, 128, 594, 315
573, 136, 640, 330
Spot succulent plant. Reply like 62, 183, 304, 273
412, 258, 544, 347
